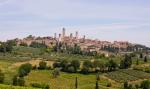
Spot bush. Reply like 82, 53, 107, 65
107, 82, 112, 87
70, 60, 80, 72
38, 61, 47, 70
53, 62, 61, 68
12, 75, 18, 86
20, 42, 28, 47
31, 83, 50, 89
67, 66, 75, 73
140, 80, 150, 89
83, 60, 93, 68
13, 75, 25, 86
30, 42, 47, 48
144, 68, 150, 73
0, 70, 4, 83
18, 63, 32, 77
32, 65, 37, 70
60, 59, 69, 71
52, 68, 60, 78
81, 67, 90, 74
17, 77, 25, 86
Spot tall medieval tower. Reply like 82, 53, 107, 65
62, 28, 66, 38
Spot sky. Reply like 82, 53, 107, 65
0, 0, 150, 47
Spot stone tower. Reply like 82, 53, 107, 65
75, 31, 78, 39
62, 28, 66, 38
54, 33, 57, 39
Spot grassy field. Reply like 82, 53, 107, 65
0, 84, 40, 89
25, 70, 121, 89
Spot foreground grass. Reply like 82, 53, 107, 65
25, 70, 121, 89
0, 84, 40, 89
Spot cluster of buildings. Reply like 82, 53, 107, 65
16, 28, 139, 55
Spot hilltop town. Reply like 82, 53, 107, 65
15, 28, 149, 56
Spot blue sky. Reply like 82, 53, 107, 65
0, 0, 150, 47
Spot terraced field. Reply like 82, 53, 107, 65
105, 69, 150, 83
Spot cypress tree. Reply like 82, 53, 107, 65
144, 56, 148, 63
95, 80, 99, 89
75, 77, 78, 89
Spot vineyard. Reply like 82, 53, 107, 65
0, 84, 40, 89
105, 69, 150, 83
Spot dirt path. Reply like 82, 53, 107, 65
12, 59, 54, 68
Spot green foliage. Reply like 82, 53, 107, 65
0, 84, 39, 89
81, 60, 93, 74
53, 62, 61, 68
52, 68, 60, 78
140, 80, 150, 89
106, 59, 118, 72
0, 41, 13, 53
95, 80, 99, 89
12, 75, 18, 86
120, 55, 132, 69
38, 61, 47, 70
75, 77, 78, 89
123, 81, 133, 89
136, 59, 139, 65
30, 42, 47, 48
83, 60, 93, 68
31, 83, 49, 89
144, 56, 148, 62
17, 77, 25, 86
18, 63, 32, 77
0, 70, 4, 83
67, 66, 75, 73
123, 81, 129, 89
135, 84, 139, 89
20, 42, 28, 47
140, 53, 143, 58
81, 66, 90, 74
13, 75, 25, 86
70, 60, 80, 72
106, 82, 112, 87
96, 73, 100, 81
60, 59, 69, 71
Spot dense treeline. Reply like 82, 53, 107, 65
52, 54, 137, 74
30, 42, 48, 48
0, 40, 16, 53
100, 44, 150, 53
53, 59, 118, 74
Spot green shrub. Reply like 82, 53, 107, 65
107, 82, 112, 87
144, 68, 150, 73
31, 83, 50, 89
81, 67, 90, 74
17, 77, 25, 86
52, 68, 60, 78
18, 63, 32, 77
0, 70, 4, 83
38, 61, 47, 70
140, 80, 150, 89
67, 66, 75, 73
70, 59, 80, 72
